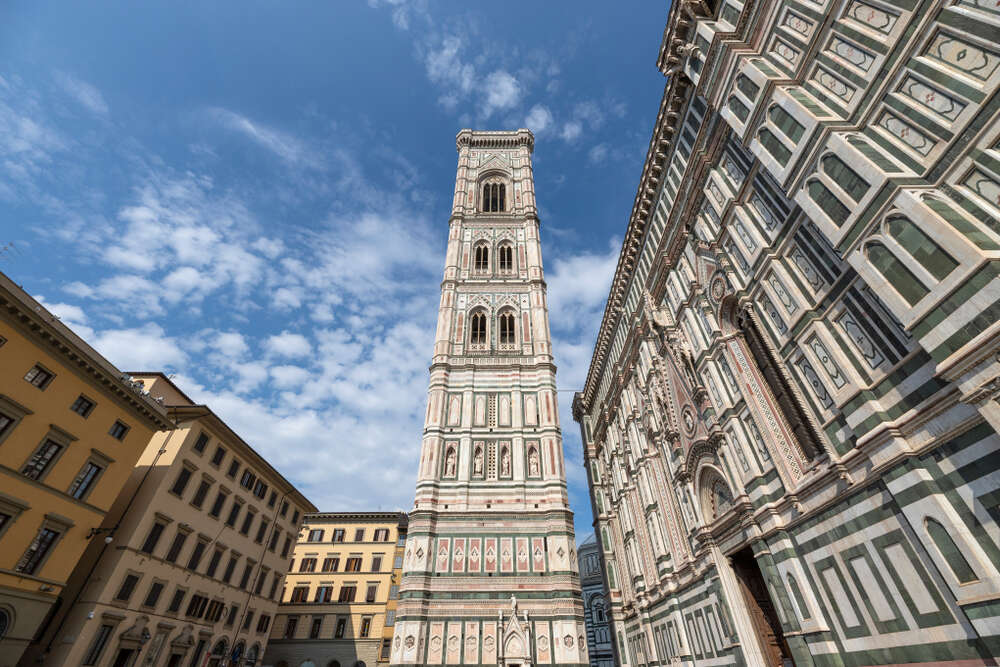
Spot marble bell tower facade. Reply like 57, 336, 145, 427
391, 129, 587, 667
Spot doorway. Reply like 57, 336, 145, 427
731, 548, 795, 666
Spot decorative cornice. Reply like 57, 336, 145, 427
456, 129, 534, 153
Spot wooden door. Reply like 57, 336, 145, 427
731, 548, 794, 667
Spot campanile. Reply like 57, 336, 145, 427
391, 130, 587, 667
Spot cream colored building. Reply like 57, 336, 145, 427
264, 512, 407, 667
0, 272, 172, 666
21, 373, 315, 667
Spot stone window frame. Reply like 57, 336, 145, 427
82, 612, 126, 665
107, 419, 130, 441
21, 425, 78, 483
66, 448, 115, 502
69, 394, 97, 419
496, 307, 518, 350
23, 363, 56, 391
0, 492, 30, 542
0, 394, 32, 448
141, 577, 169, 610
112, 569, 144, 605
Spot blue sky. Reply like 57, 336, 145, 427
0, 1, 667, 541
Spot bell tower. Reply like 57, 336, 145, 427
391, 130, 587, 667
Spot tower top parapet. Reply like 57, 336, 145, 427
456, 128, 534, 153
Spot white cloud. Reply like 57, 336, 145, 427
207, 107, 323, 169
588, 143, 609, 164
266, 331, 312, 358
90, 323, 186, 371
560, 120, 583, 142
546, 240, 619, 340
424, 36, 476, 97
270, 364, 311, 389
524, 104, 553, 134
53, 71, 109, 115
482, 70, 521, 117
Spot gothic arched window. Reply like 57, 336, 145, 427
498, 310, 516, 349
497, 243, 514, 274
866, 241, 930, 306
469, 310, 487, 348
925, 517, 978, 584
473, 244, 490, 275
481, 181, 506, 212
739, 310, 824, 461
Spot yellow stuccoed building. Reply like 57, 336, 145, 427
263, 512, 408, 667
0, 272, 173, 665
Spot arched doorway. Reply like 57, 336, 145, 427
731, 547, 795, 666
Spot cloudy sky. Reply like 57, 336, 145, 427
0, 1, 667, 541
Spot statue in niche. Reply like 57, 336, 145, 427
473, 447, 484, 476
528, 448, 539, 477
445, 448, 457, 477
500, 448, 511, 477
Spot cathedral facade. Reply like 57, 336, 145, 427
391, 130, 587, 667
572, 0, 1000, 665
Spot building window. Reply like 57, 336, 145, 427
255, 569, 269, 595
366, 583, 378, 602
70, 395, 96, 417
115, 573, 140, 601
473, 244, 490, 273
254, 518, 269, 544
482, 182, 506, 212
256, 615, 271, 634
209, 491, 228, 518
373, 528, 389, 542
866, 241, 929, 305
280, 501, 289, 518
371, 556, 382, 572
22, 440, 63, 481
338, 585, 357, 602
206, 548, 224, 578
240, 511, 255, 536
333, 529, 345, 542
335, 618, 346, 638
240, 469, 256, 490
281, 536, 291, 558
239, 562, 254, 590
252, 479, 268, 499
187, 540, 208, 571
284, 616, 299, 639
381, 639, 392, 660
886, 215, 958, 280
385, 610, 395, 626
15, 526, 60, 575
497, 244, 514, 274
164, 531, 188, 563
143, 581, 165, 608
24, 365, 55, 390
323, 556, 340, 572
225, 501, 242, 528
308, 529, 324, 542
469, 310, 487, 347
68, 461, 105, 499
82, 624, 114, 665
360, 616, 372, 638
185, 595, 208, 619
300, 558, 317, 572
167, 588, 186, 613
310, 617, 322, 639
315, 585, 333, 602
354, 528, 365, 541
926, 517, 978, 584
211, 446, 226, 466
269, 529, 281, 552
292, 509, 300, 524
108, 421, 129, 440
193, 432, 209, 454
389, 585, 399, 599
170, 468, 193, 497
738, 310, 824, 460
498, 310, 516, 348
141, 521, 166, 554
393, 556, 403, 569
191, 480, 211, 508
268, 490, 277, 507
227, 459, 240, 478
345, 557, 362, 572
243, 610, 255, 631
223, 556, 238, 584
